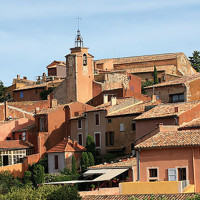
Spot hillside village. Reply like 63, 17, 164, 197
1, 29, 200, 199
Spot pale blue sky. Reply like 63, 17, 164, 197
1, 0, 200, 86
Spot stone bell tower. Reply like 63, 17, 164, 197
65, 29, 94, 103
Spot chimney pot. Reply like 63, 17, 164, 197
111, 96, 117, 106
17, 75, 20, 80
174, 107, 178, 113
35, 107, 40, 114
103, 94, 108, 104
152, 95, 157, 102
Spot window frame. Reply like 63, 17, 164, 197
54, 155, 58, 169
120, 123, 125, 132
169, 93, 184, 103
77, 119, 82, 130
147, 167, 159, 182
94, 113, 100, 126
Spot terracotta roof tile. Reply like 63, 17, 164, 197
107, 100, 160, 117
135, 129, 200, 149
88, 157, 136, 169
95, 52, 184, 65
179, 117, 200, 129
145, 73, 200, 89
12, 124, 36, 132
47, 139, 86, 153
135, 101, 200, 120
0, 140, 33, 150
82, 193, 196, 200
36, 105, 65, 115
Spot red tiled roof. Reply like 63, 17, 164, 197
0, 140, 33, 150
82, 193, 196, 200
107, 100, 160, 117
88, 157, 136, 169
47, 139, 86, 153
179, 117, 200, 130
135, 101, 200, 120
36, 105, 65, 115
95, 52, 184, 65
135, 130, 200, 149
145, 73, 200, 89
12, 124, 36, 132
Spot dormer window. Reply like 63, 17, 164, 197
83, 54, 87, 66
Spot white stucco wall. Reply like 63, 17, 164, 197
48, 152, 65, 174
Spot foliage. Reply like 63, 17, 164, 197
0, 81, 6, 103
153, 66, 158, 84
0, 171, 24, 194
71, 155, 77, 174
59, 167, 71, 175
88, 152, 95, 167
40, 87, 55, 100
141, 79, 154, 94
0, 185, 81, 200
32, 164, 45, 187
85, 135, 96, 156
189, 50, 200, 72
0, 156, 2, 167
80, 152, 89, 172
23, 171, 32, 185
44, 173, 79, 183
37, 154, 48, 173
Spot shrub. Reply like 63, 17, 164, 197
86, 135, 96, 156
23, 171, 32, 185
88, 152, 95, 166
32, 164, 45, 187
37, 154, 48, 173
44, 173, 79, 183
80, 152, 89, 172
59, 167, 71, 175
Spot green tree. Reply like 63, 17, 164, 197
80, 152, 89, 172
23, 171, 32, 185
189, 50, 200, 72
153, 66, 158, 84
71, 156, 77, 174
37, 154, 48, 173
141, 79, 154, 94
32, 164, 45, 187
88, 152, 95, 167
0, 81, 6, 103
40, 87, 55, 100
85, 135, 96, 156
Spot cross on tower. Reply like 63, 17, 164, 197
76, 16, 82, 30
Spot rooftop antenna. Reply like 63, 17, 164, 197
76, 16, 82, 30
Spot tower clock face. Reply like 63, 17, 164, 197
68, 56, 73, 67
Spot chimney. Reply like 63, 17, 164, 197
73, 141, 78, 148
174, 107, 178, 113
50, 99, 57, 108
23, 76, 27, 80
111, 96, 117, 106
43, 73, 46, 77
17, 75, 20, 80
35, 107, 40, 114
152, 95, 157, 102
103, 94, 108, 104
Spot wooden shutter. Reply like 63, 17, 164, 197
54, 155, 58, 169
168, 168, 177, 181
95, 133, 100, 147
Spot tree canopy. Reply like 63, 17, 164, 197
189, 50, 200, 72
85, 135, 96, 156
0, 81, 6, 102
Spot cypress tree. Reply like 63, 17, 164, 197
85, 135, 96, 156
71, 155, 77, 174
189, 50, 200, 72
153, 66, 158, 84
88, 152, 95, 166
80, 152, 89, 172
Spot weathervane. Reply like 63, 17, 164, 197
75, 16, 83, 47
76, 16, 82, 30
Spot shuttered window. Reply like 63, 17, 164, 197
54, 155, 58, 169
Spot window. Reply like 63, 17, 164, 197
78, 133, 83, 146
6, 137, 11, 140
169, 93, 184, 103
39, 117, 45, 132
131, 86, 134, 91
132, 123, 136, 131
158, 78, 161, 83
35, 90, 38, 94
106, 131, 114, 146
95, 132, 101, 147
120, 123, 124, 132
83, 54, 87, 66
178, 168, 187, 181
78, 119, 82, 129
107, 118, 112, 123
95, 113, 100, 126
54, 155, 58, 169
20, 92, 24, 99
148, 168, 158, 182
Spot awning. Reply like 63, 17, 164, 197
83, 169, 111, 177
93, 168, 128, 182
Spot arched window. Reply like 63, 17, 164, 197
83, 54, 87, 66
